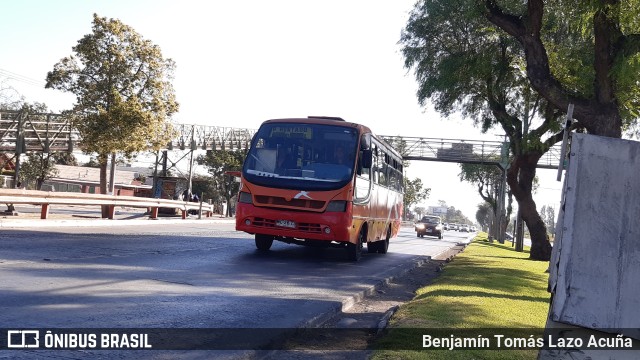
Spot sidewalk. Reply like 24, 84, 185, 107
0, 204, 235, 228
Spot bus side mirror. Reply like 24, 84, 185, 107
361, 149, 372, 168
360, 134, 371, 150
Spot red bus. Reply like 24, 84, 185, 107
235, 116, 404, 261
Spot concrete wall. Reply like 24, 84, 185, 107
548, 133, 640, 339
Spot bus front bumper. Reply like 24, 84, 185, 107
235, 203, 354, 244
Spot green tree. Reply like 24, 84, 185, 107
198, 149, 247, 217
401, 0, 566, 260
403, 177, 430, 221
45, 14, 178, 215
476, 202, 492, 231
383, 136, 431, 221
459, 163, 513, 240
52, 152, 78, 166
479, 0, 640, 138
191, 175, 216, 204
19, 152, 58, 190
459, 164, 502, 215
383, 136, 411, 168
18, 151, 77, 190
0, 78, 23, 111
540, 204, 556, 237
82, 156, 101, 168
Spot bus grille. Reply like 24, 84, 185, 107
254, 195, 325, 210
253, 217, 323, 233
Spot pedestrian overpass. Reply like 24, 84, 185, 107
0, 109, 562, 170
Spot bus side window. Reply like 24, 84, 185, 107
357, 147, 372, 175
379, 163, 388, 187
357, 150, 371, 180
389, 168, 396, 189
371, 153, 378, 183
355, 149, 372, 201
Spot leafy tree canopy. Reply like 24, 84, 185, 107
476, 202, 492, 229
198, 149, 247, 216
403, 177, 431, 220
478, 0, 640, 138
45, 13, 178, 157
19, 153, 58, 190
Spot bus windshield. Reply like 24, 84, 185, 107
243, 122, 359, 191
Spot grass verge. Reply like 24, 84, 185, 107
371, 232, 550, 360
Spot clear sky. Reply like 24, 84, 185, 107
0, 0, 563, 221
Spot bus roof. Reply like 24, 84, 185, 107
260, 117, 402, 159
262, 116, 363, 130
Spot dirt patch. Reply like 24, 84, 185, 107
259, 243, 468, 359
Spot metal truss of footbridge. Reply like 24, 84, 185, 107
379, 135, 562, 170
0, 110, 257, 153
1, 109, 562, 169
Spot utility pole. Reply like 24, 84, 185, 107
13, 111, 25, 188
108, 153, 116, 195
497, 139, 509, 243
152, 151, 160, 198
515, 209, 524, 252
187, 125, 196, 198
498, 167, 507, 243
487, 179, 497, 242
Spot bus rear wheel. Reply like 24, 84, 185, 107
347, 230, 364, 261
378, 227, 391, 254
368, 227, 390, 254
255, 234, 274, 251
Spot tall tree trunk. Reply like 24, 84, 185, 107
491, 213, 498, 241
518, 195, 551, 260
500, 213, 509, 243
507, 153, 552, 261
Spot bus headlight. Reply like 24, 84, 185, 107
238, 191, 253, 204
326, 200, 347, 212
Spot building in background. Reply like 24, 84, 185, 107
43, 165, 152, 196
428, 206, 447, 216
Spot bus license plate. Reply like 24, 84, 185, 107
276, 220, 296, 228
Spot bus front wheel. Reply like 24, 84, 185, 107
255, 234, 274, 251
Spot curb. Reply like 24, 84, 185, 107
0, 217, 236, 228
311, 240, 472, 331
255, 255, 433, 360
256, 243, 471, 359
300, 255, 433, 329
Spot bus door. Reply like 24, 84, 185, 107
354, 134, 373, 234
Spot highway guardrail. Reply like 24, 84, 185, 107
0, 189, 213, 220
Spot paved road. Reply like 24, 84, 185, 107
0, 221, 473, 358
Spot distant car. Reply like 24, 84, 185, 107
443, 223, 449, 230
460, 224, 470, 232
415, 216, 443, 239
450, 223, 458, 231
505, 232, 514, 240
